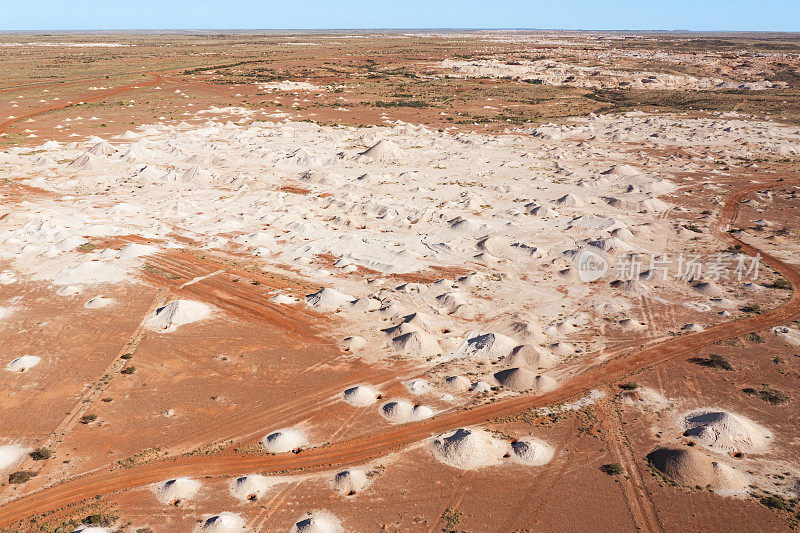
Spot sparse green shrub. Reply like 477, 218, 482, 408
690, 353, 733, 371
29, 448, 51, 461
8, 470, 37, 484
600, 463, 624, 475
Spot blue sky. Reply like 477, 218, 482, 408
2, 1, 798, 32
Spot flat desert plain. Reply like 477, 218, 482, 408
0, 30, 799, 532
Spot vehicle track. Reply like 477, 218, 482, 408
0, 179, 798, 528
596, 399, 663, 533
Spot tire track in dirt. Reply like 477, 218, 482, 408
0, 288, 167, 501
596, 399, 663, 533
0, 178, 799, 527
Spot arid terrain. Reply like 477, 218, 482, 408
0, 30, 799, 532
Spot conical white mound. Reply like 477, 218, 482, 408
262, 427, 308, 453
145, 300, 210, 332
681, 409, 771, 454
359, 139, 402, 162
200, 512, 246, 532
6, 355, 41, 373
153, 477, 201, 504
431, 427, 510, 469
291, 510, 343, 533
230, 474, 273, 501
306, 287, 353, 311
511, 437, 554, 466
343, 385, 379, 407
331, 468, 369, 495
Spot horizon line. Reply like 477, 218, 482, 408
1, 27, 799, 33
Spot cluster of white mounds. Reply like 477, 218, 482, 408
493, 367, 557, 393
291, 510, 343, 533
152, 477, 202, 505
145, 300, 211, 332
647, 447, 748, 496
331, 468, 370, 496
439, 58, 786, 91
681, 410, 772, 454
343, 385, 380, 407
258, 80, 321, 91
379, 399, 433, 423
84, 296, 115, 309
6, 355, 41, 373
230, 474, 274, 501
305, 287, 353, 311
72, 527, 111, 533
432, 428, 511, 469
773, 326, 800, 347
0, 444, 28, 469
511, 437, 555, 466
262, 427, 308, 453
199, 512, 246, 532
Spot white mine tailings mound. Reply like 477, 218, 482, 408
773, 326, 800, 347
432, 428, 510, 469
506, 345, 559, 370
647, 447, 748, 496
343, 385, 379, 407
493, 367, 557, 393
6, 355, 41, 373
145, 300, 211, 332
262, 427, 308, 453
305, 287, 353, 311
84, 296, 115, 309
230, 474, 273, 501
511, 437, 555, 466
332, 468, 369, 495
338, 336, 367, 352
0, 444, 28, 470
199, 512, 246, 532
681, 410, 772, 454
291, 510, 344, 533
153, 477, 202, 504
454, 332, 518, 361
444, 375, 471, 392
359, 139, 402, 162
380, 399, 433, 423
116, 243, 158, 259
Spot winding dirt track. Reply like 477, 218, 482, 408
0, 178, 797, 526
